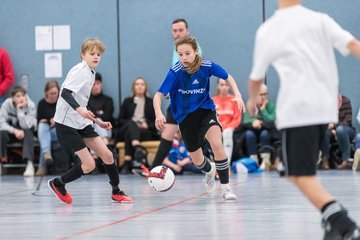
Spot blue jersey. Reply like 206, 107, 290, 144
158, 59, 228, 123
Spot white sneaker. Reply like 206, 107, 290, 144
260, 153, 271, 171
205, 162, 216, 192
222, 185, 238, 201
23, 162, 35, 177
353, 150, 360, 171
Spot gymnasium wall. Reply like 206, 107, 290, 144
0, 0, 359, 128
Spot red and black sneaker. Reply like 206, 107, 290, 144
132, 164, 150, 178
48, 178, 73, 204
112, 191, 134, 203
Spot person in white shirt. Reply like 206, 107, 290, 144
48, 38, 133, 205
247, 0, 360, 239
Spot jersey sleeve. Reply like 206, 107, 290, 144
249, 28, 271, 81
62, 67, 87, 94
158, 70, 176, 95
211, 62, 228, 80
323, 14, 354, 56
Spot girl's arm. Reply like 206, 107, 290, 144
226, 74, 245, 113
153, 92, 166, 130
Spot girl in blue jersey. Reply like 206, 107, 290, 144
153, 35, 245, 200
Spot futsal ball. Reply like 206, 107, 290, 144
148, 165, 175, 192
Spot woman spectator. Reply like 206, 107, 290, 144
35, 80, 59, 176
116, 77, 158, 174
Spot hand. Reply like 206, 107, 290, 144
16, 98, 28, 109
260, 98, 268, 111
13, 129, 25, 140
252, 119, 263, 129
139, 121, 148, 129
76, 107, 96, 121
232, 95, 246, 113
49, 118, 55, 127
155, 112, 166, 131
94, 118, 112, 130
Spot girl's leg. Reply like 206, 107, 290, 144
222, 128, 234, 161
205, 125, 237, 200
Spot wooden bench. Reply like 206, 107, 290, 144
116, 141, 160, 167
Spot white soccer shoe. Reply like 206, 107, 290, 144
205, 162, 216, 192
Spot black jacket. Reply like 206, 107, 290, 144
117, 96, 156, 131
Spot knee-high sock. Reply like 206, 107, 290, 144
104, 162, 120, 193
215, 159, 229, 184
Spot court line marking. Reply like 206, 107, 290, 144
57, 192, 208, 240
57, 178, 251, 240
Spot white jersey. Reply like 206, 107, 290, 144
54, 61, 95, 129
249, 5, 354, 129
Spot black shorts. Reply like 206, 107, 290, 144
280, 124, 326, 176
166, 106, 177, 125
179, 108, 221, 152
55, 123, 98, 154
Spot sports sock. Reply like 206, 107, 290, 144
321, 201, 357, 235
194, 156, 212, 173
215, 159, 229, 184
60, 162, 84, 184
104, 162, 121, 194
151, 138, 173, 169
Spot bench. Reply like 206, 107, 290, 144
0, 141, 40, 175
116, 140, 160, 167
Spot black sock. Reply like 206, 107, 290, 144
322, 201, 356, 235
60, 162, 84, 184
194, 157, 212, 173
215, 159, 229, 184
104, 162, 120, 194
151, 138, 173, 169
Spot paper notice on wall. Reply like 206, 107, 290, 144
35, 26, 53, 51
53, 25, 71, 50
44, 53, 62, 78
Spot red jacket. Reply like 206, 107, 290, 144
212, 94, 241, 129
0, 48, 14, 96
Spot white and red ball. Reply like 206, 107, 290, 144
148, 165, 175, 192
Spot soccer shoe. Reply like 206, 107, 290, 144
221, 185, 238, 201
48, 178, 73, 204
322, 219, 342, 240
344, 226, 360, 240
112, 191, 134, 203
205, 162, 216, 192
132, 164, 149, 178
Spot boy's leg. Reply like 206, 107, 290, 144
84, 137, 133, 203
282, 126, 359, 239
23, 129, 35, 177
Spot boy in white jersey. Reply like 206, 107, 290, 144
48, 38, 133, 204
247, 0, 360, 239
154, 35, 245, 200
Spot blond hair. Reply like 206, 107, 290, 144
175, 35, 202, 74
80, 38, 105, 59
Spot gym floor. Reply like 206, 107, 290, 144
0, 171, 360, 239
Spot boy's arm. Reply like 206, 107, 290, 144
0, 102, 14, 133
